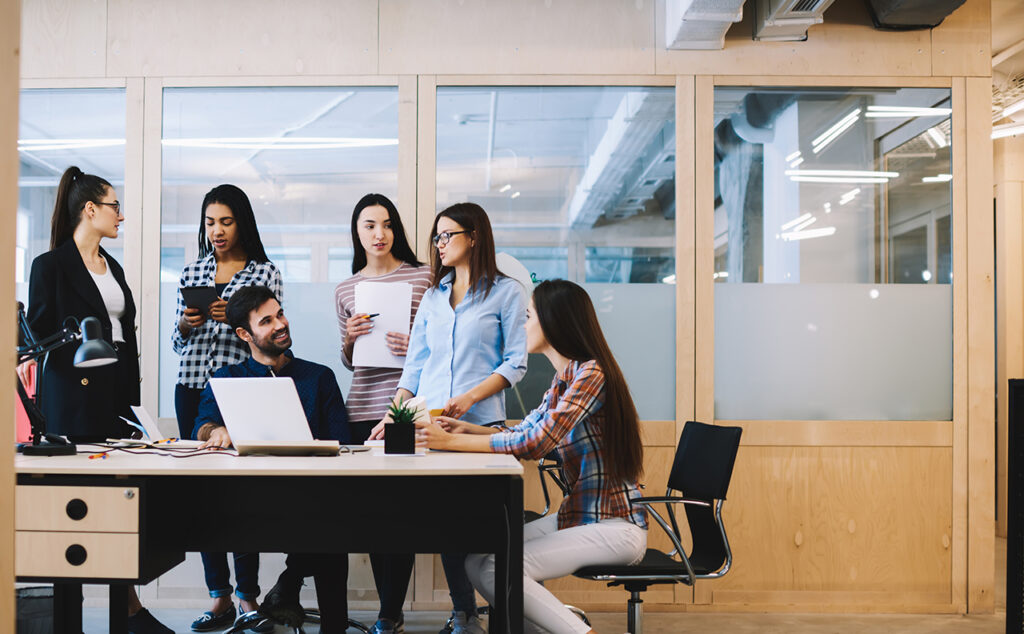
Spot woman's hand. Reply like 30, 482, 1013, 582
179, 307, 206, 333
418, 422, 453, 450
368, 413, 392, 441
443, 392, 477, 419
385, 331, 409, 356
208, 299, 228, 324
200, 426, 232, 449
16, 359, 36, 389
345, 314, 374, 347
432, 416, 473, 434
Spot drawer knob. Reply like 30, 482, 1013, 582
65, 499, 88, 520
124, 489, 135, 500
65, 544, 87, 566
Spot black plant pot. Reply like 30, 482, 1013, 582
384, 423, 416, 454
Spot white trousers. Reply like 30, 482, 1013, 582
465, 514, 647, 634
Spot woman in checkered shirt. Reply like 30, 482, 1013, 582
421, 280, 647, 634
171, 183, 281, 631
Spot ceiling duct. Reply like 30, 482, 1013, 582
567, 91, 675, 228
665, 0, 745, 50
753, 0, 838, 41
864, 0, 966, 30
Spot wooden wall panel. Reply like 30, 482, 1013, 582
655, 1, 931, 77
710, 447, 953, 607
20, 0, 106, 78
379, 0, 655, 76
105, 0, 378, 77
930, 0, 991, 77
1, 0, 18, 628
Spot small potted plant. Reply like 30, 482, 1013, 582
385, 398, 417, 454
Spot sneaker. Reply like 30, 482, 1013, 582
191, 604, 236, 632
450, 611, 486, 634
257, 573, 305, 628
235, 607, 276, 633
370, 616, 405, 634
126, 608, 174, 634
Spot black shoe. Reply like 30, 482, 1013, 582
258, 573, 305, 628
191, 604, 236, 632
126, 608, 174, 634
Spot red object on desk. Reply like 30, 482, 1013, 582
15, 363, 35, 443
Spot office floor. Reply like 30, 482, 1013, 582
80, 539, 1009, 633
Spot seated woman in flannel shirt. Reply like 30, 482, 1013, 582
420, 279, 647, 634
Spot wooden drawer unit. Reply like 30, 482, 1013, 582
16, 484, 139, 532
16, 531, 139, 579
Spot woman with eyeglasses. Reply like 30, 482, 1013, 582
334, 193, 432, 634
21, 166, 173, 634
421, 280, 647, 634
171, 183, 281, 632
370, 202, 528, 634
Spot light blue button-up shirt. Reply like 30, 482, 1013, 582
398, 273, 528, 424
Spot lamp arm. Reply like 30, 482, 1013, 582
17, 327, 81, 364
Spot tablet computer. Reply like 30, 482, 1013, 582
181, 286, 219, 314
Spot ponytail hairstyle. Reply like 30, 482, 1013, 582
350, 193, 421, 274
429, 202, 501, 297
532, 279, 643, 483
50, 166, 113, 249
198, 184, 270, 263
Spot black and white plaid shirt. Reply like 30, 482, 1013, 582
171, 254, 283, 389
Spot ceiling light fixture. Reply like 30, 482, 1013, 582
780, 213, 812, 231
499, 184, 511, 193
993, 123, 1024, 140
161, 137, 398, 150
811, 109, 860, 155
926, 127, 948, 148
921, 174, 953, 183
510, 191, 521, 199
1002, 98, 1024, 118
785, 150, 802, 162
781, 226, 837, 241
864, 105, 952, 118
18, 138, 126, 152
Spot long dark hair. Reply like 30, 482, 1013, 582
350, 193, 421, 274
197, 184, 270, 263
429, 202, 501, 297
50, 166, 113, 249
532, 279, 643, 483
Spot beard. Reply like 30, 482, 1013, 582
253, 326, 292, 356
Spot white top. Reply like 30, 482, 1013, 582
15, 448, 524, 477
88, 263, 126, 343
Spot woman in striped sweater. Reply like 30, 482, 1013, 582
334, 193, 432, 634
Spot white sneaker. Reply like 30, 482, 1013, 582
450, 611, 486, 634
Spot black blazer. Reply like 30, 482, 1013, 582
27, 239, 140, 438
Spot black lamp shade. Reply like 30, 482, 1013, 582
73, 317, 118, 368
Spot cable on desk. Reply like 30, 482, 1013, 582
77, 442, 240, 459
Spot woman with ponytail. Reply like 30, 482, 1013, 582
20, 166, 173, 633
420, 280, 647, 634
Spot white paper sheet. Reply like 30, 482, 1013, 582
353, 281, 413, 369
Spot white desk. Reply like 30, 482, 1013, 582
15, 449, 525, 633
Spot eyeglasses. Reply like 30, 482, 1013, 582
94, 201, 121, 214
432, 230, 467, 248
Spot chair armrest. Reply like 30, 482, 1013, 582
630, 496, 712, 508
640, 504, 698, 583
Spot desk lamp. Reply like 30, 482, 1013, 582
16, 302, 118, 456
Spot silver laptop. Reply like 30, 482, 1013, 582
208, 377, 340, 456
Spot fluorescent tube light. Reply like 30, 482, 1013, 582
789, 157, 804, 168
811, 109, 860, 155
498, 184, 511, 193
18, 138, 126, 151
510, 191, 521, 199
161, 137, 398, 150
865, 106, 952, 118
791, 216, 817, 232
781, 226, 837, 241
786, 169, 898, 179
1002, 98, 1024, 118
662, 274, 677, 284
993, 123, 1024, 140
785, 150, 802, 162
926, 127, 948, 148
780, 213, 812, 231
792, 176, 889, 184
921, 174, 953, 183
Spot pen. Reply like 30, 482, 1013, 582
361, 313, 380, 319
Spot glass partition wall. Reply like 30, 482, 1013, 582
712, 87, 953, 420
436, 86, 676, 419
159, 87, 399, 417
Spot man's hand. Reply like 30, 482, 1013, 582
200, 426, 232, 449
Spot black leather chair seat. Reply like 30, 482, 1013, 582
575, 548, 715, 580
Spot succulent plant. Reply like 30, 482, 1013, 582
388, 398, 417, 425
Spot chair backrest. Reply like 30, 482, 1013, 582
668, 421, 743, 576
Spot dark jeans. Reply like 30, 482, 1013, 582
350, 419, 415, 620
441, 553, 478, 615
201, 552, 260, 600
282, 553, 350, 634
174, 383, 204, 440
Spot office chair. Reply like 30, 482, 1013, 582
523, 452, 570, 523
574, 420, 743, 634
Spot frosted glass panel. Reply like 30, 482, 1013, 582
715, 283, 952, 420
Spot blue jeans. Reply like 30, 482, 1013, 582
201, 552, 260, 600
